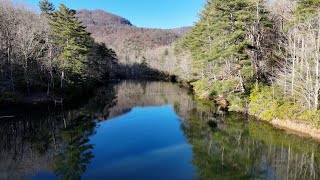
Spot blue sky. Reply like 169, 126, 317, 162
21, 0, 205, 29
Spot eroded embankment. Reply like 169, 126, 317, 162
269, 119, 320, 141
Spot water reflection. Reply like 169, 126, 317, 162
182, 101, 320, 179
0, 80, 319, 179
51, 115, 96, 179
0, 83, 118, 179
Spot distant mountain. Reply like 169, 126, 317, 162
169, 26, 192, 35
76, 9, 191, 69
76, 9, 190, 63
76, 9, 132, 27
76, 9, 191, 35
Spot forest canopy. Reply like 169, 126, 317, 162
0, 0, 119, 102
178, 0, 320, 127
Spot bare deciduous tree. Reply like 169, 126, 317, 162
277, 13, 320, 110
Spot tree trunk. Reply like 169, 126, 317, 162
314, 19, 320, 110
292, 27, 296, 99
60, 70, 64, 88
239, 70, 245, 93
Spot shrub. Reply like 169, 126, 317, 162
210, 80, 238, 97
227, 93, 249, 112
191, 78, 211, 99
0, 92, 21, 104
248, 84, 320, 127
249, 85, 275, 119
297, 110, 320, 127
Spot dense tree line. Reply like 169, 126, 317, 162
0, 0, 179, 105
178, 0, 320, 126
0, 0, 117, 103
4, 0, 320, 130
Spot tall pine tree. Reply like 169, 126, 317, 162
180, 0, 273, 96
48, 4, 92, 88
180, 0, 217, 80
38, 0, 55, 13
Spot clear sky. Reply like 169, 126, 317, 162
21, 0, 205, 29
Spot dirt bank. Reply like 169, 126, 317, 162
269, 119, 320, 141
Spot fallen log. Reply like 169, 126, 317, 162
0, 116, 15, 119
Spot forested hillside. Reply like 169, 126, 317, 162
75, 9, 192, 78
178, 0, 320, 129
76, 9, 133, 27
76, 9, 181, 49
0, 0, 191, 104
0, 0, 117, 103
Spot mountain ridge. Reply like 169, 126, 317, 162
75, 9, 191, 63
76, 9, 192, 32
76, 9, 133, 27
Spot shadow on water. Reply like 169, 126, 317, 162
0, 83, 118, 179
0, 80, 319, 179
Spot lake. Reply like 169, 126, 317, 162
0, 81, 319, 179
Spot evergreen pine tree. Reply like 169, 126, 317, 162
38, 0, 55, 13
87, 43, 118, 80
180, 0, 214, 79
48, 4, 92, 87
296, 0, 320, 16
180, 0, 273, 95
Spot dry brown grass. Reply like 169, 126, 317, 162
271, 119, 320, 141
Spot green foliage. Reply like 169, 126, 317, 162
87, 42, 117, 80
210, 80, 238, 96
179, 0, 319, 128
0, 92, 21, 104
296, 0, 320, 16
141, 56, 147, 66
182, 108, 320, 179
178, 2, 211, 77
249, 85, 278, 120
276, 103, 301, 121
227, 93, 249, 112
49, 4, 92, 83
163, 48, 169, 56
195, 98, 217, 112
179, 0, 274, 122
191, 78, 211, 99
249, 84, 320, 127
240, 66, 254, 79
297, 110, 320, 127
38, 0, 55, 13
180, 0, 271, 82
52, 115, 95, 179
250, 84, 291, 120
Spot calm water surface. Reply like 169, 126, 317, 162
0, 81, 319, 179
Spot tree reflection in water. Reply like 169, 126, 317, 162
180, 100, 320, 180
0, 81, 319, 180
0, 83, 118, 179
50, 85, 118, 179
51, 115, 95, 179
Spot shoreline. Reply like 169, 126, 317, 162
178, 80, 320, 141
3, 79, 320, 141
268, 118, 320, 141
0, 77, 174, 106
